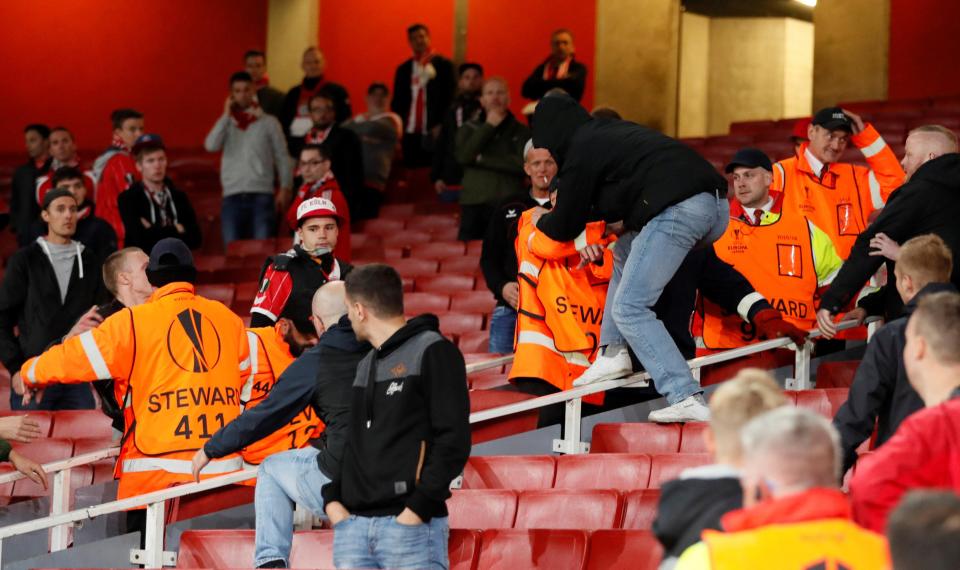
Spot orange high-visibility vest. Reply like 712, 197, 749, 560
509, 209, 612, 405
773, 124, 904, 260
240, 326, 322, 466
21, 283, 250, 499
701, 204, 818, 350
703, 518, 889, 569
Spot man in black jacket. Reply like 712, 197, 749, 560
533, 94, 729, 423
480, 141, 554, 353
190, 281, 365, 569
818, 125, 960, 335
521, 29, 588, 102
391, 23, 456, 168
304, 93, 365, 209
280, 47, 351, 158
118, 135, 202, 253
27, 167, 118, 261
833, 235, 955, 475
432, 63, 484, 196
1, 188, 107, 410
323, 264, 470, 570
10, 124, 51, 246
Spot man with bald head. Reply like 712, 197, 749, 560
818, 124, 960, 332
192, 281, 370, 568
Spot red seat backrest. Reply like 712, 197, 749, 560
554, 454, 651, 490
418, 275, 477, 293
450, 528, 481, 570
621, 489, 661, 530
679, 422, 709, 453
590, 423, 682, 454
290, 530, 333, 568
515, 489, 622, 530
225, 238, 276, 257
360, 219, 406, 236
442, 257, 482, 275
438, 312, 484, 335
177, 529, 254, 568
447, 489, 518, 529
51, 410, 115, 439
459, 330, 491, 354
404, 292, 452, 314
815, 361, 860, 389
392, 258, 440, 277
823, 388, 850, 418
478, 529, 588, 570
451, 291, 496, 313
648, 454, 713, 489
469, 390, 539, 444
462, 455, 556, 490
794, 390, 831, 418
0, 411, 53, 437
586, 529, 664, 570
416, 241, 467, 259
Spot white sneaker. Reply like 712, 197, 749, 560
648, 394, 710, 423
573, 346, 633, 387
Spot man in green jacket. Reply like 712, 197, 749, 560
455, 77, 530, 240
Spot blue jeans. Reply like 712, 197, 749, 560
221, 192, 275, 246
10, 383, 95, 410
333, 514, 449, 570
253, 447, 331, 567
601, 191, 729, 404
488, 305, 517, 354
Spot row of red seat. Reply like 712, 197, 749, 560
0, 436, 115, 502
462, 453, 711, 492
0, 409, 114, 439
177, 528, 664, 570
449, 488, 662, 531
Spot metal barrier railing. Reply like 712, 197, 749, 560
0, 318, 874, 567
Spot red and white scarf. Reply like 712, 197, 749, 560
305, 124, 333, 145
408, 50, 436, 135
230, 102, 262, 131
543, 55, 573, 81
110, 133, 131, 152
255, 74, 270, 89
296, 171, 336, 201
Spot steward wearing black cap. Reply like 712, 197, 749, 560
118, 134, 201, 254
1, 188, 108, 410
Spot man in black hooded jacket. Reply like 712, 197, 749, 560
532, 93, 729, 423
818, 125, 960, 336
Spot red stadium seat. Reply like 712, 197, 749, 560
450, 528, 481, 570
51, 410, 115, 439
478, 529, 588, 570
648, 454, 712, 489
586, 529, 664, 570
823, 388, 850, 418
470, 371, 511, 390
416, 241, 466, 260
447, 489, 519, 529
409, 214, 459, 229
442, 257, 482, 275
470, 390, 539, 444
621, 489, 661, 530
417, 274, 476, 293
9, 439, 85, 497
429, 225, 462, 241
290, 530, 334, 568
194, 255, 226, 272
73, 437, 118, 484
360, 218, 406, 237
177, 529, 254, 567
590, 423, 682, 454
794, 388, 849, 418
395, 231, 433, 247
816, 361, 861, 388
226, 239, 276, 258
0, 411, 53, 437
392, 258, 440, 278
404, 292, 451, 314
466, 240, 484, 256
379, 203, 416, 218
438, 313, 484, 336
451, 291, 496, 313
459, 330, 491, 353
515, 489, 622, 530
462, 455, 556, 490
196, 284, 236, 306
554, 454, 651, 490
679, 422, 709, 454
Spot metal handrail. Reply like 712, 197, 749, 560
0, 317, 875, 567
0, 446, 119, 485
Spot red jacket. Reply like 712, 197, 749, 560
286, 176, 351, 261
93, 148, 140, 247
850, 396, 960, 532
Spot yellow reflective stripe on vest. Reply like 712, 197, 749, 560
516, 331, 591, 367
860, 135, 887, 159
240, 331, 260, 404
79, 330, 112, 379
519, 261, 541, 279
122, 456, 243, 475
25, 358, 39, 386
574, 229, 589, 251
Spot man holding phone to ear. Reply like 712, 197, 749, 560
205, 71, 292, 247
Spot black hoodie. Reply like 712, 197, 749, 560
204, 315, 369, 479
833, 282, 956, 474
532, 94, 727, 241
821, 153, 960, 314
322, 314, 471, 521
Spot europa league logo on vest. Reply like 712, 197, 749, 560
166, 309, 222, 373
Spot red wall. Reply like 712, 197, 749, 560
318, 0, 455, 115
0, 0, 267, 155
466, 0, 595, 116
888, 0, 960, 100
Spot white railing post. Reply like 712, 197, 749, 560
553, 397, 589, 454
130, 500, 175, 568
788, 340, 814, 390
49, 467, 73, 552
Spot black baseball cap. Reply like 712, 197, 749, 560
146, 238, 197, 286
280, 288, 315, 334
132, 133, 166, 157
725, 148, 772, 174
811, 107, 853, 132
42, 188, 77, 210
